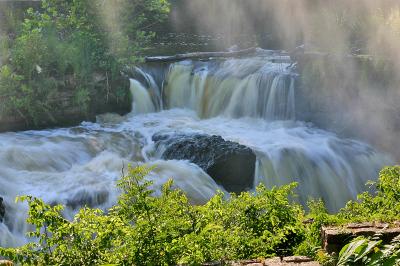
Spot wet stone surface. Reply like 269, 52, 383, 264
153, 133, 256, 193
197, 257, 319, 266
0, 197, 5, 223
322, 222, 400, 254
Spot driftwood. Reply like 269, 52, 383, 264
145, 47, 257, 62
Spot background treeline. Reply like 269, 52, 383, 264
169, 0, 400, 54
0, 0, 169, 128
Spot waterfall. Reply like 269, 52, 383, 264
129, 79, 156, 114
0, 52, 392, 247
128, 53, 390, 211
0, 129, 223, 247
132, 56, 296, 120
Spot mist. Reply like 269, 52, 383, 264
170, 0, 400, 161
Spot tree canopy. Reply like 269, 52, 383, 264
0, 0, 170, 126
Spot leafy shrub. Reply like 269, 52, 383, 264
337, 235, 400, 266
0, 0, 170, 125
0, 165, 306, 265
2, 166, 400, 265
338, 166, 400, 222
0, 65, 23, 117
295, 166, 400, 265
295, 199, 339, 259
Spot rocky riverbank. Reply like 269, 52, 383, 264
197, 257, 319, 266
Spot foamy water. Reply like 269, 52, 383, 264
0, 53, 391, 246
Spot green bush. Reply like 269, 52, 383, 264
2, 166, 400, 265
0, 0, 170, 125
338, 166, 400, 222
337, 235, 400, 266
0, 165, 306, 265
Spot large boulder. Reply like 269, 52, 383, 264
153, 133, 256, 193
0, 197, 5, 223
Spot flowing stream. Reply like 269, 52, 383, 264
0, 51, 391, 247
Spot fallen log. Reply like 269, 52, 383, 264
145, 47, 257, 62
290, 50, 375, 64
146, 46, 377, 64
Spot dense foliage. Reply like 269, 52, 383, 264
0, 0, 169, 125
337, 235, 400, 265
0, 166, 305, 265
1, 166, 400, 265
299, 166, 400, 264
338, 166, 400, 222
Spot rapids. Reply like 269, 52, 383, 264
0, 52, 391, 247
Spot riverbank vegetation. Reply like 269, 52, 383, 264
0, 0, 169, 127
1, 166, 399, 265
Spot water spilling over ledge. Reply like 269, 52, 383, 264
131, 51, 295, 120
0, 52, 392, 247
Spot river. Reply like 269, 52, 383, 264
0, 51, 391, 247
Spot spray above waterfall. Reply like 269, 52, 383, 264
169, 0, 400, 160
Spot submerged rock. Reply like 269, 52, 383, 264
153, 133, 256, 193
66, 190, 109, 210
0, 197, 5, 223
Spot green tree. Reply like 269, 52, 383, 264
0, 0, 170, 126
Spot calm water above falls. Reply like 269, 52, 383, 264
0, 53, 391, 247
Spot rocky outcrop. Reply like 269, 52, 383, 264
153, 133, 256, 193
200, 257, 319, 266
0, 197, 5, 223
0, 260, 13, 266
322, 222, 400, 254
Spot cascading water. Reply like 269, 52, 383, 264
0, 51, 392, 247
134, 55, 296, 120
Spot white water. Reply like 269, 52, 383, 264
136, 55, 296, 120
0, 53, 391, 247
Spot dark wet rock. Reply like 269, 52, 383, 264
66, 190, 109, 210
0, 197, 5, 223
153, 133, 256, 193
